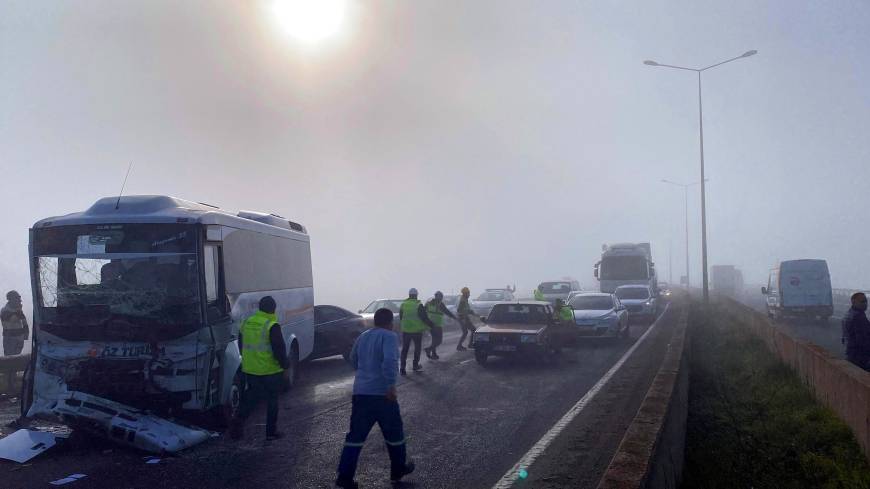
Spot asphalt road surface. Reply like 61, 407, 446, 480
1, 308, 678, 489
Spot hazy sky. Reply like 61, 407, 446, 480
2, 0, 869, 311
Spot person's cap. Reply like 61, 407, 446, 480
435, 291, 443, 299
374, 308, 394, 327
409, 288, 418, 296
6, 290, 20, 301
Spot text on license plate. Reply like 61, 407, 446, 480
493, 345, 517, 352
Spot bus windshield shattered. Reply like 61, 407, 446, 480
33, 223, 202, 340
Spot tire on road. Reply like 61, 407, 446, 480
213, 369, 243, 429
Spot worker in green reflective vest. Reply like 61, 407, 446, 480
231, 296, 289, 441
554, 299, 574, 322
424, 291, 457, 361
399, 288, 435, 375
534, 287, 546, 302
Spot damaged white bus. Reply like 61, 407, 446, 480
22, 195, 314, 452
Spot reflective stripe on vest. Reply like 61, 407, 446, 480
400, 299, 426, 333
241, 311, 284, 376
426, 300, 444, 327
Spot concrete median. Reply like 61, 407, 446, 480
597, 308, 689, 489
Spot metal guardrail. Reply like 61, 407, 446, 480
0, 353, 29, 394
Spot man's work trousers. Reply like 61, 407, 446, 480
401, 332, 423, 369
237, 372, 283, 436
2, 333, 24, 356
337, 395, 407, 482
458, 318, 475, 347
427, 326, 443, 354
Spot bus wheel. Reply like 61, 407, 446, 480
283, 344, 299, 392
214, 370, 242, 429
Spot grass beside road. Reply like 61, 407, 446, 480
682, 301, 870, 489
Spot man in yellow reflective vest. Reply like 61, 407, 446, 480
399, 288, 435, 375
554, 299, 574, 322
423, 291, 457, 361
231, 296, 289, 441
534, 287, 546, 302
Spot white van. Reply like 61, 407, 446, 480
23, 196, 314, 449
537, 280, 582, 303
762, 259, 833, 321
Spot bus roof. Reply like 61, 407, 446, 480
31, 195, 308, 240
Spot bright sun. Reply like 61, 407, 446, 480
270, 0, 348, 44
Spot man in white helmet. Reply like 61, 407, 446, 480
424, 291, 456, 360
1, 291, 29, 356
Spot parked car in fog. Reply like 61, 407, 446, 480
312, 305, 368, 362
358, 298, 404, 327
471, 289, 516, 318
614, 285, 657, 323
568, 293, 629, 339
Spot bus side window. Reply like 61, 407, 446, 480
204, 244, 228, 321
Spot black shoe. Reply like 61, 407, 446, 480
400, 368, 407, 376
413, 364, 423, 372
335, 478, 359, 489
424, 347, 433, 359
431, 352, 440, 360
266, 431, 285, 441
456, 345, 467, 351
391, 461, 415, 482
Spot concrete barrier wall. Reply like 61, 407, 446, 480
597, 307, 689, 489
721, 298, 870, 458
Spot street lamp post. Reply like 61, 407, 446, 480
644, 50, 757, 301
661, 179, 703, 289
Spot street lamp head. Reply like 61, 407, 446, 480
643, 60, 659, 66
741, 50, 758, 58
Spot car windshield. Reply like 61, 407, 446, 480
570, 296, 614, 310
477, 291, 506, 301
600, 256, 649, 280
32, 224, 201, 327
615, 288, 650, 300
540, 282, 572, 293
362, 300, 403, 313
487, 304, 549, 324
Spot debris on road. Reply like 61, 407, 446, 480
0, 429, 57, 463
49, 473, 87, 485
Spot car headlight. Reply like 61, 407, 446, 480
520, 334, 537, 343
475, 333, 489, 342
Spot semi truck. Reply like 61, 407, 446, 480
711, 265, 744, 298
594, 243, 657, 295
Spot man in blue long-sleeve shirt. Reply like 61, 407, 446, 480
336, 308, 415, 489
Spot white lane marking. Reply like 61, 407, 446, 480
491, 302, 672, 489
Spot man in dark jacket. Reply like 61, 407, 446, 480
842, 292, 870, 370
1, 291, 29, 356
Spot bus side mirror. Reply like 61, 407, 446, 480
761, 287, 768, 295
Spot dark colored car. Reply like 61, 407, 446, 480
311, 305, 367, 362
471, 301, 574, 365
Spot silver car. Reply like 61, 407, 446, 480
471, 289, 516, 318
358, 299, 404, 327
614, 285, 657, 323
568, 293, 629, 338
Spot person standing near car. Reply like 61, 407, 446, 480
843, 292, 870, 371
456, 287, 476, 351
424, 291, 456, 360
231, 296, 289, 441
1, 291, 29, 356
399, 288, 434, 375
336, 308, 415, 489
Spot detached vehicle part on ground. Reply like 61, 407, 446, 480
471, 301, 577, 365
22, 196, 315, 452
